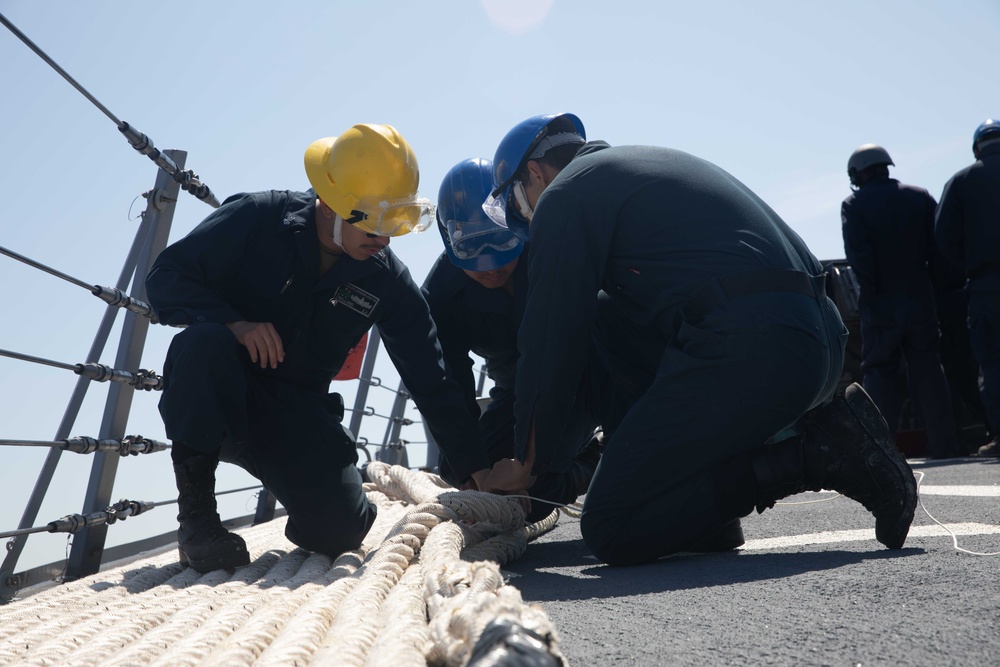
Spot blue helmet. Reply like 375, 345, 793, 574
437, 158, 524, 272
973, 118, 1000, 158
482, 113, 585, 241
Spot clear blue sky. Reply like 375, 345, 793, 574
1, 0, 997, 571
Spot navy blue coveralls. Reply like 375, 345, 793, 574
421, 250, 601, 517
146, 189, 490, 557
514, 142, 847, 565
841, 177, 957, 456
935, 141, 1000, 439
929, 248, 987, 447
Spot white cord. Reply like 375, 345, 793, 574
777, 492, 842, 506
914, 470, 1000, 557
500, 494, 582, 518
503, 472, 1000, 556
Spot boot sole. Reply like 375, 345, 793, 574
178, 545, 251, 573
843, 385, 918, 549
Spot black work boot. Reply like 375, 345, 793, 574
686, 519, 745, 553
753, 383, 917, 550
977, 440, 1000, 457
173, 453, 250, 572
566, 430, 605, 496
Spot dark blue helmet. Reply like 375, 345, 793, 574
437, 158, 523, 272
482, 113, 585, 241
973, 118, 1000, 159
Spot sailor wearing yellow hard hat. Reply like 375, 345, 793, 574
146, 123, 491, 573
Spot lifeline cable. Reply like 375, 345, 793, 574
0, 347, 163, 390
0, 484, 262, 542
0, 244, 158, 322
0, 11, 220, 208
364, 376, 413, 399
0, 435, 169, 456
0, 499, 156, 540
370, 409, 414, 426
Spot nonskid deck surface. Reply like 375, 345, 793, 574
505, 456, 1000, 667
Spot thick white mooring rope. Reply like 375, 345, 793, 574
0, 463, 566, 666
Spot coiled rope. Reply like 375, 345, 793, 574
0, 463, 566, 666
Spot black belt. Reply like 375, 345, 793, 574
683, 268, 825, 319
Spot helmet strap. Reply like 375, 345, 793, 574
332, 214, 345, 249
512, 181, 534, 222
974, 136, 1000, 159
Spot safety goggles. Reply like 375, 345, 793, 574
482, 179, 536, 229
483, 130, 584, 229
445, 218, 521, 260
481, 189, 511, 229
345, 195, 435, 237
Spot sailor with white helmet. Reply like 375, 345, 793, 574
841, 143, 959, 458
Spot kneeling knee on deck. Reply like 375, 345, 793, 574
580, 511, 647, 566
284, 504, 377, 558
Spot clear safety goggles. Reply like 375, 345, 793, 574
346, 195, 435, 237
482, 179, 535, 229
445, 218, 521, 260
482, 189, 512, 229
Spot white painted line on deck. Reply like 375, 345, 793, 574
741, 522, 1000, 551
918, 485, 1000, 497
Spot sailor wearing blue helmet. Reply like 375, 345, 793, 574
482, 113, 918, 565
423, 157, 603, 518
482, 113, 586, 242
935, 118, 1000, 458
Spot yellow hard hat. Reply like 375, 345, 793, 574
304, 124, 434, 237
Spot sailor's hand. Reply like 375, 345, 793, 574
484, 458, 536, 494
460, 468, 492, 491
227, 321, 285, 368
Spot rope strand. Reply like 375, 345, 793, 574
0, 463, 566, 666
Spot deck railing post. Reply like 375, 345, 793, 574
64, 150, 184, 580
348, 327, 381, 438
